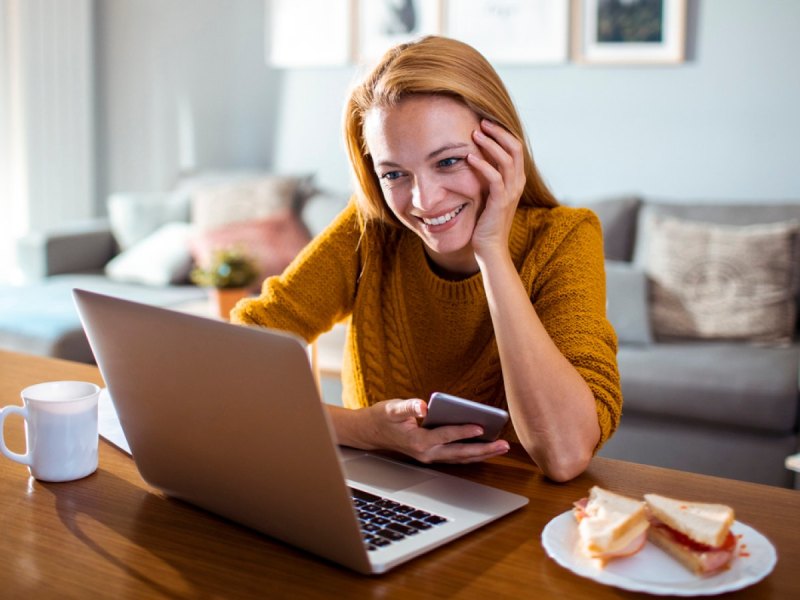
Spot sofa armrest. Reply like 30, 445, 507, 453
17, 218, 117, 280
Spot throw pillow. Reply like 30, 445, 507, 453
107, 193, 190, 250
191, 175, 312, 232
605, 260, 653, 345
105, 222, 194, 286
643, 215, 800, 343
190, 210, 311, 281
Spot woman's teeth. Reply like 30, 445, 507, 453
422, 205, 464, 226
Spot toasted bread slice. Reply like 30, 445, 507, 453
575, 487, 649, 560
644, 493, 734, 548
648, 522, 736, 575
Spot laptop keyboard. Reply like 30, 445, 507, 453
350, 487, 449, 551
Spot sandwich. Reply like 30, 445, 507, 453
644, 493, 737, 575
573, 486, 649, 564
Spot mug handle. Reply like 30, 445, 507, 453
0, 405, 32, 466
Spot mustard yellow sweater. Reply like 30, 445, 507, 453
232, 201, 621, 447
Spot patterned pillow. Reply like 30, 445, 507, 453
190, 210, 311, 282
643, 215, 800, 343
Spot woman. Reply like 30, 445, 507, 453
232, 36, 620, 482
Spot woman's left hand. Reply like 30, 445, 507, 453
467, 120, 526, 260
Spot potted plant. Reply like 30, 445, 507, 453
190, 247, 259, 320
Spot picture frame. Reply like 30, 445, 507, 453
267, 0, 354, 68
572, 0, 687, 65
356, 0, 442, 65
444, 0, 570, 65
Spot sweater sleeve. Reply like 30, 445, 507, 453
523, 208, 622, 450
230, 200, 363, 343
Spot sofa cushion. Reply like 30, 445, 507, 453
190, 210, 311, 281
605, 260, 653, 345
108, 192, 189, 250
642, 215, 799, 343
0, 275, 206, 363
567, 196, 641, 262
105, 222, 194, 286
617, 340, 800, 433
634, 201, 800, 265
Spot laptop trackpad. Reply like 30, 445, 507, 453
343, 455, 436, 493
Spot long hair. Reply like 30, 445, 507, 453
344, 35, 558, 224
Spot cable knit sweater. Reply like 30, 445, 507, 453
231, 200, 621, 447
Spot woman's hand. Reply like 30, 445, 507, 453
355, 399, 510, 464
467, 119, 526, 260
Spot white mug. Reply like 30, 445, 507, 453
0, 381, 101, 482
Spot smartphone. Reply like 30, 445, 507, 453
421, 392, 509, 443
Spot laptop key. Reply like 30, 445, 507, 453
425, 515, 448, 525
350, 488, 382, 503
387, 522, 418, 536
377, 529, 406, 541
391, 513, 412, 524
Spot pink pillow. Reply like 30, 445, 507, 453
191, 211, 311, 281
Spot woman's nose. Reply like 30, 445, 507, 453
411, 176, 443, 210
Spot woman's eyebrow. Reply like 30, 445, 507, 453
426, 143, 470, 161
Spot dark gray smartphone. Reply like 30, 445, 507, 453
421, 392, 509, 443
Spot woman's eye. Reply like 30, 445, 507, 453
381, 171, 403, 181
437, 157, 462, 168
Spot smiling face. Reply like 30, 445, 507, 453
363, 95, 487, 275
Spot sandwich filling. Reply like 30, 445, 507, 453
644, 493, 737, 574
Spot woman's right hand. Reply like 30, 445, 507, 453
357, 398, 510, 464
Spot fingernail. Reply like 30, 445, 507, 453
414, 400, 424, 417
473, 129, 485, 140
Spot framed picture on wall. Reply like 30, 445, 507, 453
573, 0, 687, 65
267, 0, 354, 67
444, 0, 569, 65
356, 0, 442, 65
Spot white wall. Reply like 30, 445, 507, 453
95, 0, 279, 206
270, 0, 800, 202
93, 0, 800, 210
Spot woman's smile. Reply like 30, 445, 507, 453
419, 203, 466, 228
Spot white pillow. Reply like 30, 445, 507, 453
105, 222, 194, 286
107, 193, 190, 250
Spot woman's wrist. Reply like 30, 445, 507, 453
326, 404, 377, 450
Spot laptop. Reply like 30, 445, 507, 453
73, 289, 528, 574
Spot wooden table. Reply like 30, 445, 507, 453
1, 350, 798, 598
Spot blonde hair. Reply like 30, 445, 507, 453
344, 35, 558, 223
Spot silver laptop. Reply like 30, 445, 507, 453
73, 289, 528, 574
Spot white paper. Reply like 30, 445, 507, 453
98, 389, 131, 455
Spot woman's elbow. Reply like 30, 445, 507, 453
528, 443, 593, 483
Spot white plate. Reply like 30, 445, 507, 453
541, 511, 777, 596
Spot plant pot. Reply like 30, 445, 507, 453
210, 288, 249, 321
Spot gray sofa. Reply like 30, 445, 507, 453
2, 191, 798, 489
0, 171, 348, 364
585, 197, 800, 489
